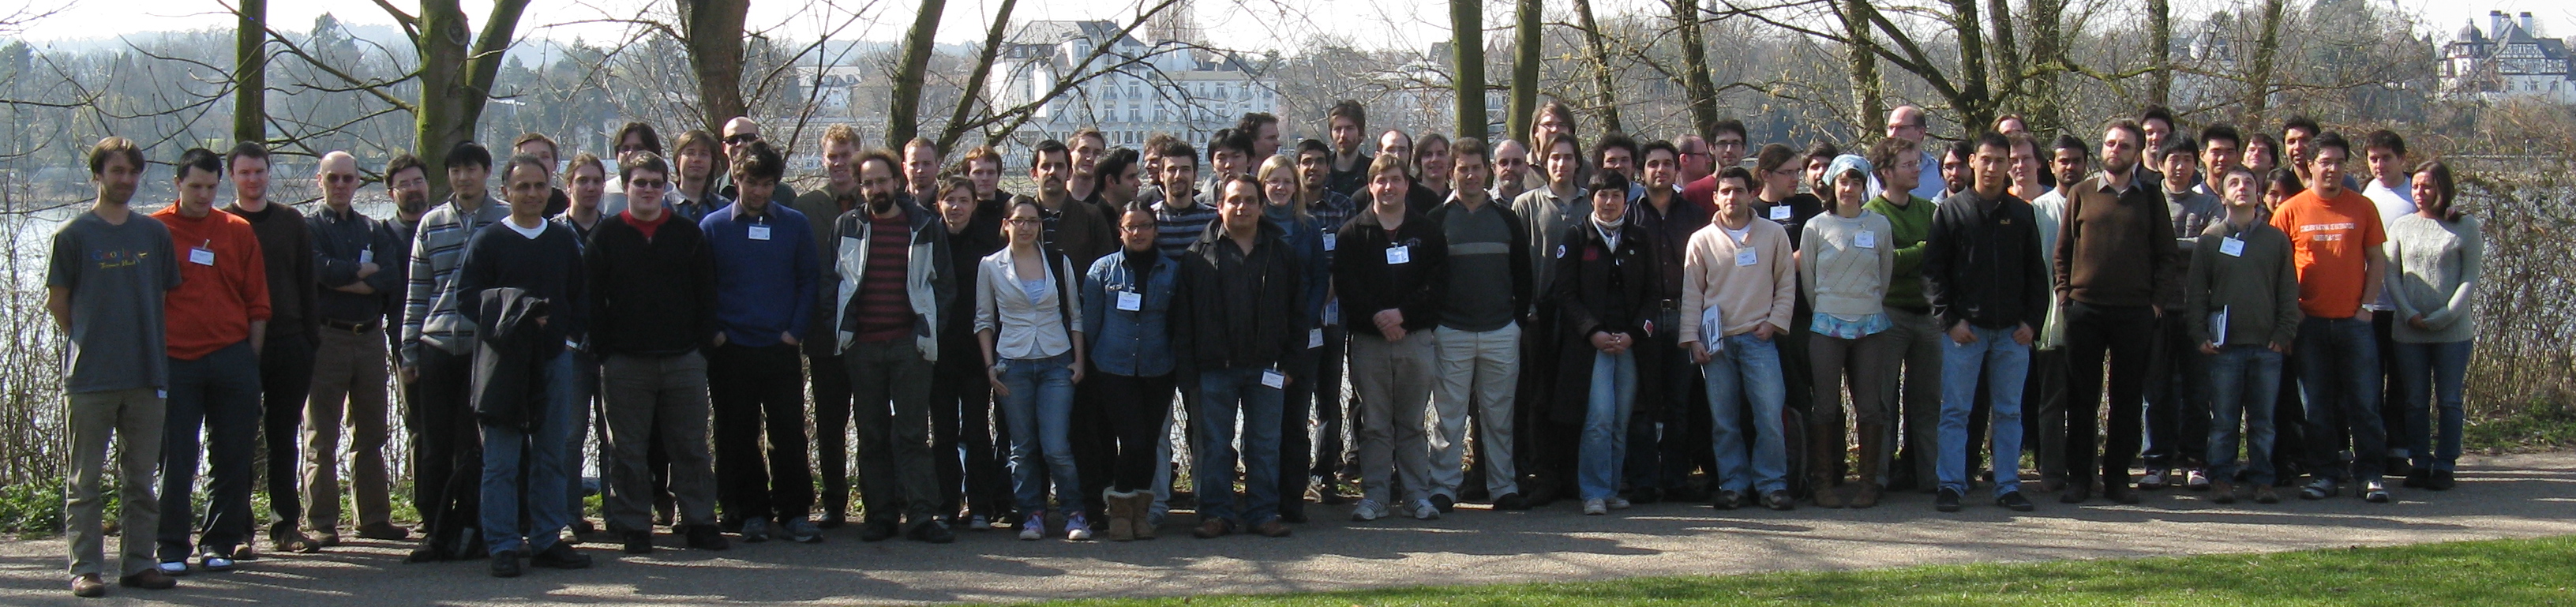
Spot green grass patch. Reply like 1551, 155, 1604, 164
2469, 399, 2576, 452
999, 535, 2576, 606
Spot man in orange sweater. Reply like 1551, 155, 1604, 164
149, 148, 272, 575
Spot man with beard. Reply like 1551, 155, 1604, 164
221, 143, 323, 555
832, 148, 960, 544
791, 125, 865, 527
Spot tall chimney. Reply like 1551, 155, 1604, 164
2494, 10, 2510, 37
2521, 12, 2535, 36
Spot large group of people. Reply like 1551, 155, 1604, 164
46, 98, 2487, 597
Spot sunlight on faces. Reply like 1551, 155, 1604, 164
969, 157, 1003, 198
1493, 140, 1529, 184
939, 186, 977, 230
904, 141, 940, 190
1071, 134, 1106, 177
503, 160, 552, 217
1974, 142, 2012, 195
388, 165, 429, 214
1711, 133, 1747, 171
93, 152, 140, 205
1885, 106, 1925, 141
2264, 178, 2297, 210
736, 175, 777, 212
1643, 148, 1678, 190
1221, 178, 1264, 232
1880, 150, 1923, 194
1544, 139, 1580, 186
1033, 148, 1072, 197
1262, 166, 1299, 206
1590, 185, 1627, 224
515, 141, 558, 174
2223, 169, 2262, 211
1803, 155, 1832, 191
1761, 159, 1801, 197
2283, 127, 2315, 167
1997, 116, 2028, 136
1104, 162, 1141, 201
2245, 138, 2278, 174
1252, 122, 1281, 157
2367, 145, 2403, 182
823, 139, 859, 191
1329, 116, 1363, 153
1452, 150, 1490, 194
230, 154, 269, 203
1296, 148, 1331, 190
1535, 111, 1571, 150
1715, 173, 1755, 219
1367, 167, 1408, 212
1377, 130, 1412, 167
317, 152, 361, 208
1599, 145, 1635, 179
625, 168, 669, 216
447, 162, 489, 202
1003, 202, 1042, 247
1118, 207, 1157, 253
675, 142, 714, 183
2204, 137, 2240, 175
858, 158, 900, 210
1161, 155, 1199, 200
2312, 145, 2349, 196
2411, 170, 2441, 206
1417, 137, 1451, 183
176, 164, 220, 212
1212, 147, 1250, 179
2008, 140, 2041, 189
2100, 127, 2141, 177
2143, 118, 2173, 152
617, 132, 654, 157
2050, 147, 2087, 187
568, 163, 606, 209
2162, 148, 2197, 190
1833, 170, 1869, 211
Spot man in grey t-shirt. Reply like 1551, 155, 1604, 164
45, 137, 182, 597
1425, 139, 1534, 511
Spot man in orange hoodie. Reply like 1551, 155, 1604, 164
149, 147, 272, 575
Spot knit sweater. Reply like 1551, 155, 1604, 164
2385, 214, 2482, 343
2184, 217, 2301, 348
1797, 210, 1895, 318
1678, 217, 1797, 343
227, 201, 318, 340
1862, 194, 1936, 312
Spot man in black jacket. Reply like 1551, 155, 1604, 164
1922, 133, 2050, 513
1334, 155, 1449, 523
452, 154, 592, 577
585, 153, 729, 554
1172, 175, 1306, 539
302, 151, 405, 545
1424, 138, 1532, 511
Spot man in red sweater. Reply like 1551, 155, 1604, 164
150, 148, 272, 575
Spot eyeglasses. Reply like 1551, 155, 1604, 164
724, 134, 760, 145
1007, 218, 1041, 225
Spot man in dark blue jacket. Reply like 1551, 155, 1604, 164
700, 141, 823, 544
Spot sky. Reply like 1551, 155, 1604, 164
10, 0, 2571, 53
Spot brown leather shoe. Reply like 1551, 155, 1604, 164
355, 523, 411, 541
1191, 518, 1234, 539
118, 568, 178, 590
1251, 520, 1292, 538
72, 574, 107, 597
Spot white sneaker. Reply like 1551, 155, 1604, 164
1018, 513, 1046, 541
2138, 469, 2169, 489
1606, 496, 1633, 510
1411, 499, 1441, 520
1350, 499, 1387, 522
1063, 512, 1094, 541
2184, 469, 2212, 490
1583, 499, 1607, 515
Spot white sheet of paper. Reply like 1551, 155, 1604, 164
1768, 206, 1790, 220
189, 248, 216, 266
2220, 237, 2244, 257
2211, 305, 2230, 345
1116, 290, 1142, 311
1855, 230, 1877, 249
1734, 249, 1757, 267
748, 224, 772, 241
1385, 245, 1411, 264
1261, 369, 1287, 388
359, 249, 374, 264
1322, 234, 1337, 251
1309, 328, 1325, 349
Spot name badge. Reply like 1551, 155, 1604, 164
1734, 249, 1757, 267
1768, 205, 1790, 221
1116, 290, 1143, 311
1308, 328, 1325, 349
189, 247, 216, 266
359, 249, 375, 264
1261, 369, 1288, 388
2219, 237, 2245, 257
748, 224, 772, 241
1322, 234, 1337, 251
1854, 230, 1877, 249
1385, 245, 1411, 264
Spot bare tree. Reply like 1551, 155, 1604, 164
1506, 0, 1541, 142
679, 0, 752, 133
1570, 0, 1622, 133
234, 0, 266, 144
886, 0, 947, 144
1449, 0, 1487, 140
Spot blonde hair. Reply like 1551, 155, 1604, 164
1256, 155, 1307, 220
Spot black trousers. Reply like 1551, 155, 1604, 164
709, 343, 815, 525
408, 347, 481, 556
2064, 301, 2156, 489
807, 346, 854, 518
1095, 372, 1176, 492
1309, 325, 1349, 481
258, 333, 317, 536
926, 353, 1009, 520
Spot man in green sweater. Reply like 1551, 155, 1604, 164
1861, 137, 1941, 493
2184, 166, 2299, 504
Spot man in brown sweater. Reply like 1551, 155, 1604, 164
2051, 118, 2182, 505
221, 143, 322, 553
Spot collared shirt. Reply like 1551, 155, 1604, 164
310, 204, 401, 324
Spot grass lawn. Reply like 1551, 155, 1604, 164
1002, 535, 2576, 606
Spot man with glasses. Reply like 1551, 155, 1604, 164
302, 151, 405, 547
718, 117, 800, 206
1880, 106, 1948, 202
1681, 119, 1751, 215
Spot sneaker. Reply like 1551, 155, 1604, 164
1349, 499, 1388, 522
1064, 513, 1095, 541
1606, 496, 1633, 510
489, 552, 520, 578
1712, 490, 1745, 511
1997, 491, 2035, 512
621, 530, 653, 555
737, 518, 771, 543
1763, 490, 1795, 511
684, 524, 730, 551
2184, 469, 2212, 491
530, 542, 591, 569
2137, 469, 2169, 489
197, 554, 236, 573
1430, 494, 1456, 513
2363, 480, 2391, 504
1019, 513, 1047, 541
1935, 488, 1963, 512
1411, 499, 1442, 520
1583, 498, 1607, 515
992, 513, 1018, 530
156, 560, 189, 576
907, 519, 956, 544
117, 568, 177, 590
2300, 478, 2339, 500
780, 519, 824, 544
858, 520, 899, 542
1492, 493, 1530, 511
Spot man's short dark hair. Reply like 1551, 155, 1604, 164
1803, 140, 1841, 163
512, 132, 558, 156
2282, 115, 2322, 138
1714, 166, 1755, 191
1944, 141, 1976, 165
1157, 141, 1198, 167
226, 141, 269, 171
856, 148, 902, 178
2104, 118, 2146, 148
1328, 99, 1367, 132
615, 122, 664, 155
176, 148, 223, 181
384, 152, 426, 183
1594, 131, 1639, 165
2052, 133, 2091, 160
2312, 131, 2352, 157
1974, 131, 2012, 155
1640, 139, 1679, 163
729, 139, 784, 182
2365, 129, 2407, 157
2199, 123, 2241, 150
88, 137, 144, 176
1294, 138, 1330, 158
1754, 143, 1797, 173
1867, 137, 1917, 174
1712, 118, 1748, 142
1207, 128, 1253, 159
2158, 135, 2200, 163
620, 152, 670, 183
1452, 137, 1490, 166
1586, 169, 1629, 195
499, 152, 551, 183
2139, 104, 2177, 129
444, 140, 493, 171
1030, 139, 1071, 170
1095, 148, 1141, 182
1235, 112, 1279, 134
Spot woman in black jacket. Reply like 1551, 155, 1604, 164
1550, 171, 1661, 516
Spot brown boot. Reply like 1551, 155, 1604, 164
1809, 417, 1846, 508
1101, 489, 1138, 542
1127, 491, 1158, 540
1850, 422, 1888, 508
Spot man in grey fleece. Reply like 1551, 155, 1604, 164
2184, 166, 2300, 504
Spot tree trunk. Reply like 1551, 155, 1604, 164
1946, 0, 1993, 132
2240, 0, 2286, 126
2023, 0, 2066, 134
680, 0, 751, 134
413, 0, 533, 203
1985, 0, 2020, 126
936, 0, 1019, 152
1841, 0, 1883, 142
887, 0, 948, 146
234, 0, 266, 144
2148, 0, 2171, 107
1670, 0, 1720, 139
1506, 0, 1541, 144
1571, 0, 1622, 133
1449, 0, 1486, 140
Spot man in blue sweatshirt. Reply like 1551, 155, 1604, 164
699, 141, 823, 544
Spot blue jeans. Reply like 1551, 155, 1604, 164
1938, 326, 2029, 496
998, 354, 1082, 517
2390, 340, 2471, 472
1580, 350, 1637, 500
1703, 333, 1788, 494
158, 341, 261, 562
1194, 366, 1285, 525
2297, 317, 2387, 482
479, 349, 584, 555
2207, 345, 2283, 485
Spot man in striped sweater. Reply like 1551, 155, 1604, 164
396, 141, 512, 563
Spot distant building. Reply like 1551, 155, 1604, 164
988, 13, 1279, 151
2442, 10, 2576, 103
